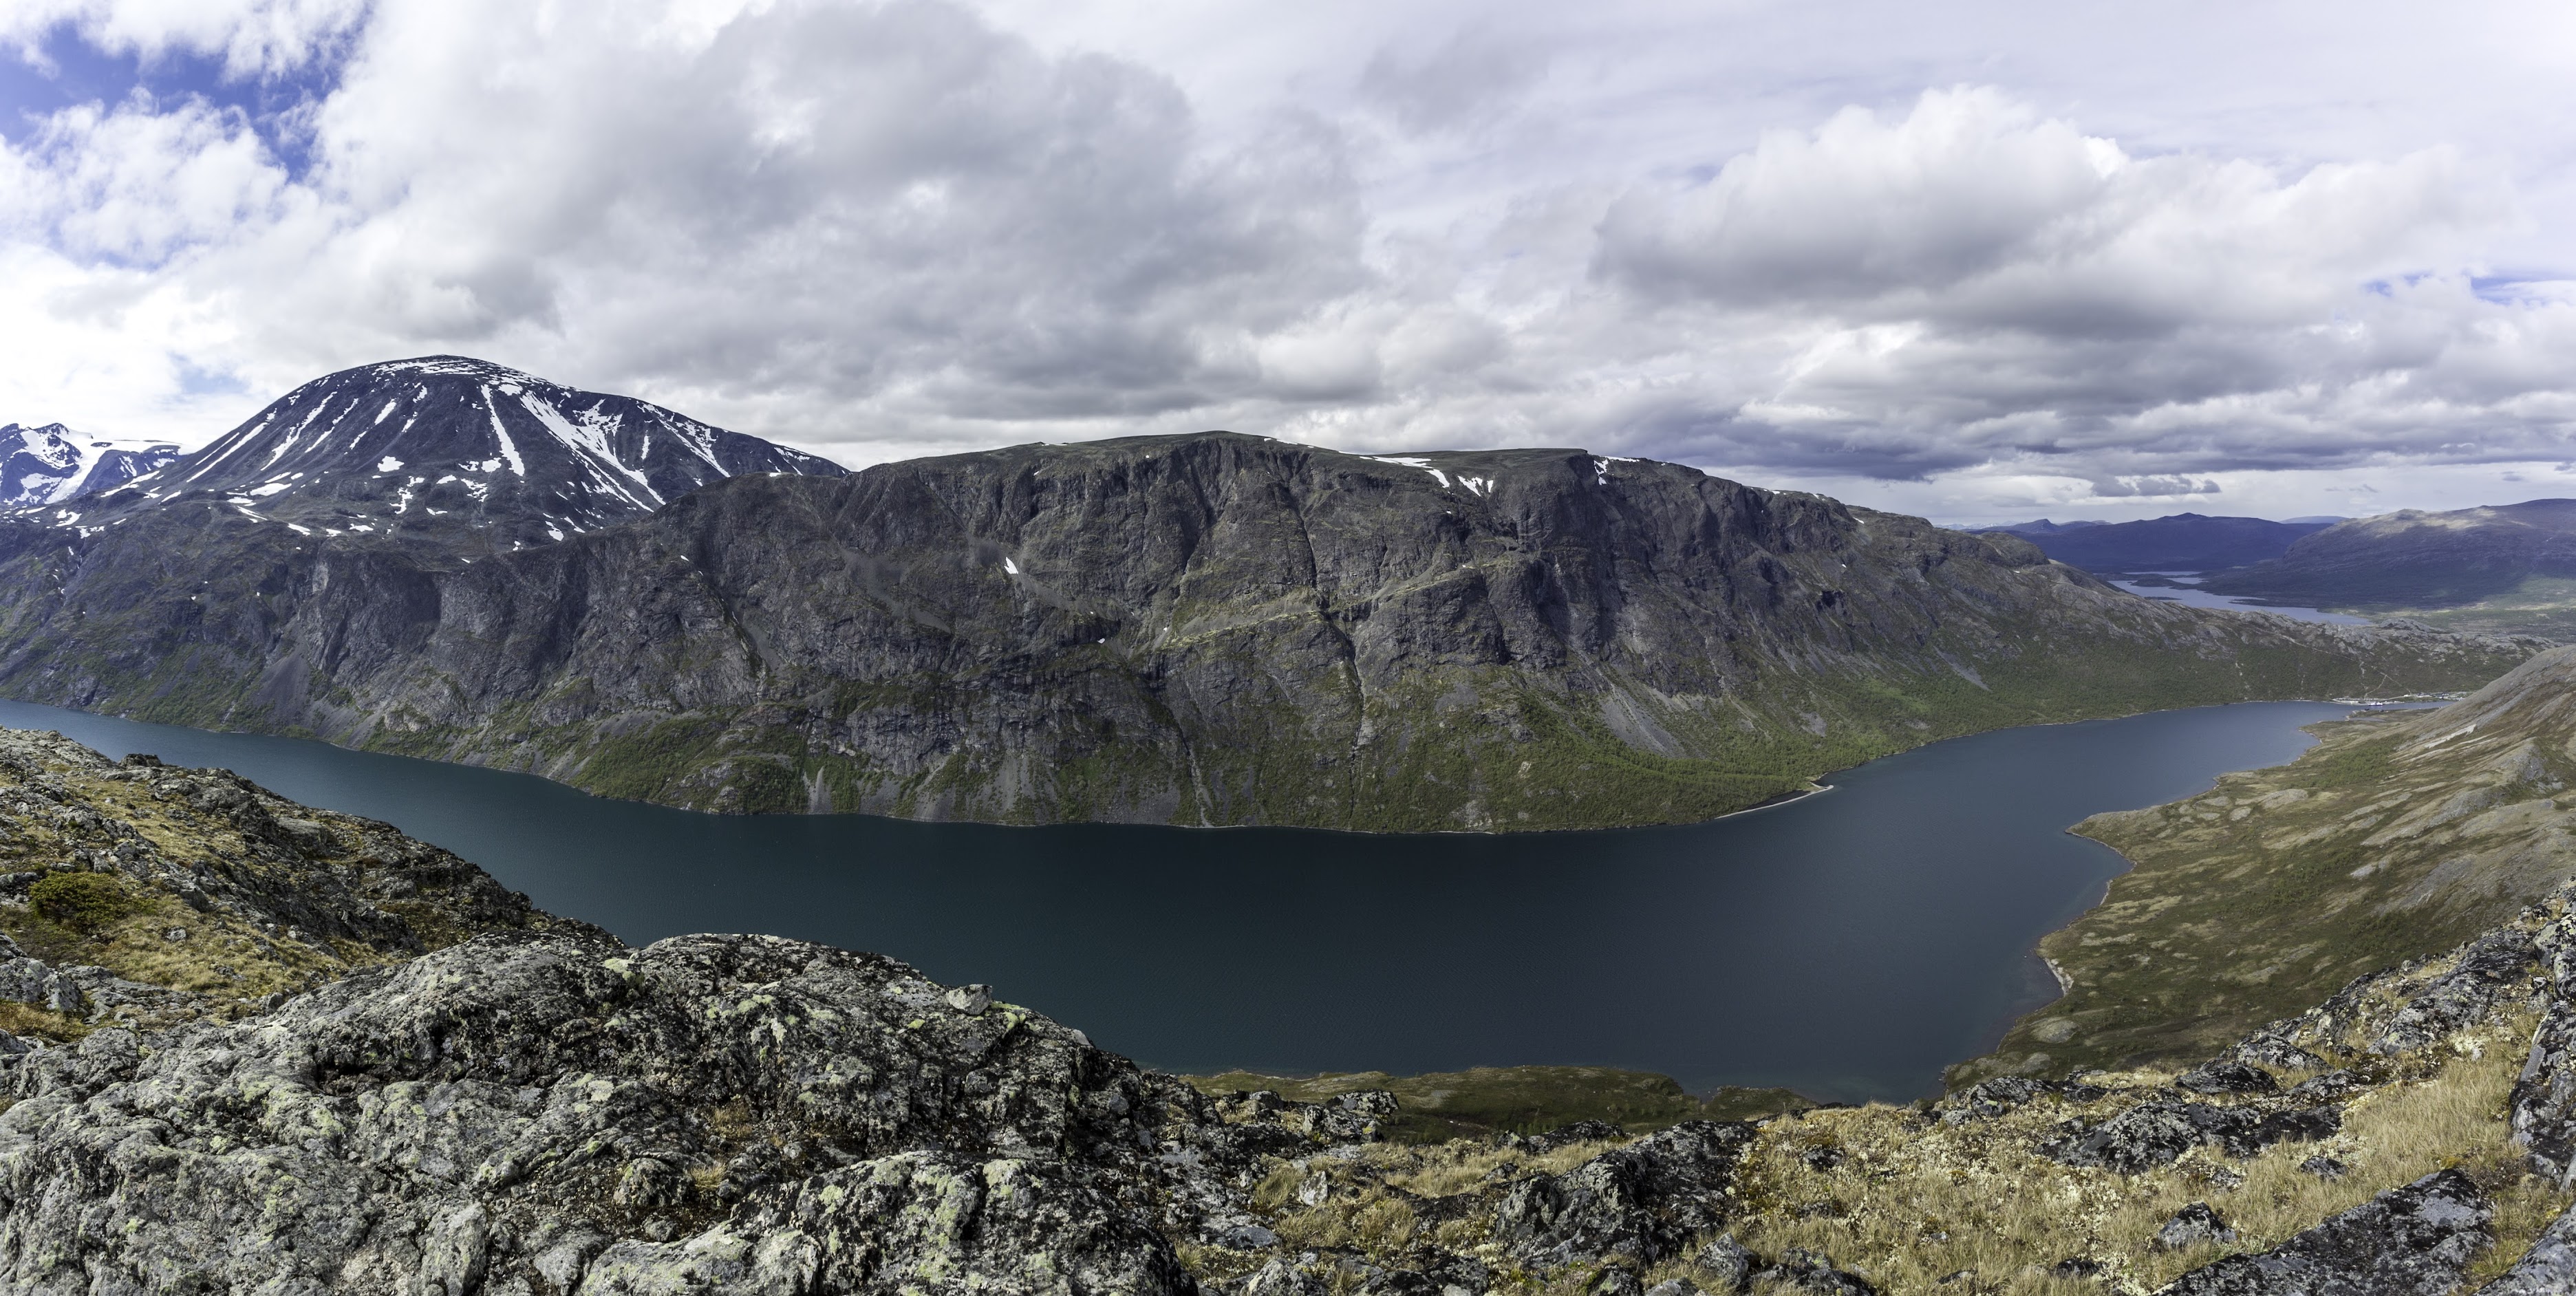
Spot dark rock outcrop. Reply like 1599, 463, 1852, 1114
2154, 1169, 2493, 1295
2045, 1100, 2340, 1174
1491, 1121, 1757, 1268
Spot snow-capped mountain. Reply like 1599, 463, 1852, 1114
89, 356, 846, 545
0, 424, 180, 507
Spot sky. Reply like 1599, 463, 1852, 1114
1, 1, 2573, 525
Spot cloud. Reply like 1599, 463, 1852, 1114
0, 0, 1375, 453
0, 2, 2571, 522
1357, 26, 1549, 135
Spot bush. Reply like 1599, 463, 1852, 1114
30, 871, 140, 934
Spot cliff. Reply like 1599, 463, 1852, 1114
0, 431, 2544, 831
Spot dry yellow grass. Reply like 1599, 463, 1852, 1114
1232, 1007, 2570, 1296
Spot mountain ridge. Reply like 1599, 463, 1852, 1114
1975, 511, 2335, 573
0, 417, 2544, 830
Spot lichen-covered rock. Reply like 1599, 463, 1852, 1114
1490, 1121, 1757, 1268
1749, 1247, 1879, 1295
2515, 998, 2576, 1187
2154, 1169, 2493, 1295
2177, 1061, 2279, 1096
0, 931, 1218, 1293
2157, 1203, 2239, 1251
2373, 929, 2540, 1055
2045, 1101, 2340, 1173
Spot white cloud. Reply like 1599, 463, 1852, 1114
0, 0, 2572, 520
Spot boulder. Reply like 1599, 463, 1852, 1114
2156, 1202, 2239, 1251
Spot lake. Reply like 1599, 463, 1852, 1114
2107, 577, 2370, 625
0, 698, 2357, 1102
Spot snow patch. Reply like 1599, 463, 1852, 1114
374, 400, 399, 425
377, 457, 405, 473
247, 482, 292, 497
1002, 557, 1021, 575
477, 387, 527, 475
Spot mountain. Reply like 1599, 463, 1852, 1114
5, 722, 2575, 1291
1973, 511, 2334, 572
1980, 517, 2103, 535
0, 424, 2541, 830
2204, 499, 2576, 612
66, 356, 846, 548
0, 423, 180, 507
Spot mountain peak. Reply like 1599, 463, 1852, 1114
89, 356, 845, 548
1, 422, 182, 508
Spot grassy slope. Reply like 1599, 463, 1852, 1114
1208, 923, 2573, 1295
1957, 654, 2576, 1083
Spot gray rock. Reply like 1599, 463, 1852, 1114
2157, 1202, 2240, 1250
1242, 1257, 1329, 1296
1751, 1247, 1880, 1295
942, 982, 993, 1015
2154, 1168, 2493, 1295
2178, 1061, 2280, 1095
1695, 1234, 1757, 1293
2046, 1100, 2341, 1173
0, 931, 1213, 1294
2515, 997, 2576, 1185
1646, 1280, 1704, 1296
2373, 929, 2539, 1055
2300, 1155, 2350, 1181
1490, 1121, 1757, 1268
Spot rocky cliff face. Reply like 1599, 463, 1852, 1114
0, 431, 2545, 830
3, 723, 2576, 1294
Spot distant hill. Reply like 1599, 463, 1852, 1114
1971, 512, 2333, 572
2204, 499, 2576, 610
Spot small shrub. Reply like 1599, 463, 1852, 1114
30, 872, 141, 934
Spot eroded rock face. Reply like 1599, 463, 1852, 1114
0, 931, 1214, 1294
2155, 1169, 2493, 1295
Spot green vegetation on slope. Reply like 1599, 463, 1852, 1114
1959, 645, 2576, 1083
1185, 1066, 1819, 1143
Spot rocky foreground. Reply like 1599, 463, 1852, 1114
4, 724, 2576, 1293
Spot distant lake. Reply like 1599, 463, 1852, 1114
0, 698, 2357, 1101
2107, 576, 2370, 625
